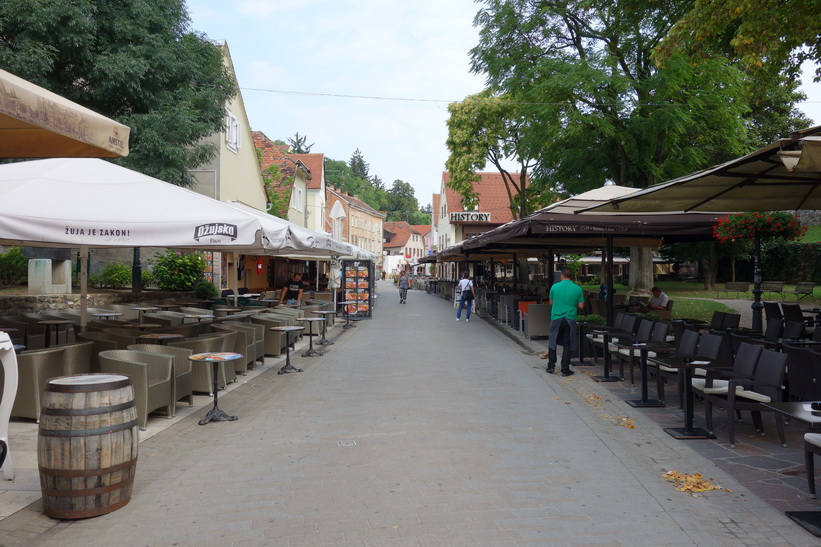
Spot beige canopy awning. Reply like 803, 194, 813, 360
0, 69, 129, 158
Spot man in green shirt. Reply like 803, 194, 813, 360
544, 268, 585, 376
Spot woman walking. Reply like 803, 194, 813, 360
398, 271, 410, 304
455, 272, 474, 321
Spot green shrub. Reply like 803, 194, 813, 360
150, 251, 206, 291
193, 278, 219, 299
0, 247, 27, 287
141, 269, 155, 289
577, 314, 606, 325
98, 262, 131, 289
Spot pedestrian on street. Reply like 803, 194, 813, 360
542, 268, 585, 376
398, 271, 410, 304
455, 272, 474, 321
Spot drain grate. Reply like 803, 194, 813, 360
338, 440, 356, 446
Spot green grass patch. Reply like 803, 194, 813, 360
800, 225, 821, 243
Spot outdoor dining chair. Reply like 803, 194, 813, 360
127, 344, 194, 414
781, 344, 821, 402
649, 328, 701, 406
702, 348, 788, 448
98, 349, 174, 430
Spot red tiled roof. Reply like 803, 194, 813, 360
409, 224, 430, 237
383, 221, 419, 248
253, 132, 301, 180
291, 153, 324, 190
441, 171, 529, 224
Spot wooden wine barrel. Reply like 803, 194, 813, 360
37, 374, 139, 519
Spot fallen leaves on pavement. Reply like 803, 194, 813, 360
662, 470, 730, 494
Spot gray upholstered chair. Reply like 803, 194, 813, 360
127, 344, 194, 414
98, 349, 174, 430
11, 346, 66, 421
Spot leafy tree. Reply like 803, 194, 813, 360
0, 247, 27, 287
386, 180, 420, 222
325, 158, 364, 196
0, 0, 236, 187
349, 148, 369, 179
656, 0, 821, 80
470, 0, 758, 293
409, 211, 432, 225
446, 89, 540, 219
370, 175, 385, 191
287, 132, 314, 154
150, 251, 206, 291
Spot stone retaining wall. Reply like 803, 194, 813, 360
0, 291, 195, 316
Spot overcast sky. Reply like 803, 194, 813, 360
186, 0, 821, 208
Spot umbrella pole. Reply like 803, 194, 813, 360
606, 236, 614, 326
80, 245, 89, 331
751, 231, 763, 332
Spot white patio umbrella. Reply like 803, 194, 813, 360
0, 69, 130, 158
0, 158, 285, 325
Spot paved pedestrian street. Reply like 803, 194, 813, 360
1, 280, 817, 545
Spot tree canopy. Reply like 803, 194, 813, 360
445, 90, 541, 219
656, 0, 821, 80
0, 0, 236, 186
468, 0, 761, 197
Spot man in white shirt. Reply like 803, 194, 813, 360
640, 286, 669, 312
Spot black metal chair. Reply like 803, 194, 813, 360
703, 348, 788, 448
709, 311, 726, 329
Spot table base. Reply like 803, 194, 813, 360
592, 375, 621, 383
302, 347, 325, 357
627, 399, 665, 408
343, 322, 356, 329
198, 406, 238, 426
573, 358, 594, 366
786, 511, 821, 537
664, 427, 715, 440
278, 363, 303, 374
318, 338, 334, 345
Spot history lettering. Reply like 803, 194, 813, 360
449, 212, 491, 223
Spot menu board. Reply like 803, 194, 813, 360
342, 260, 373, 319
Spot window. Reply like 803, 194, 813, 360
225, 111, 241, 152
290, 187, 303, 212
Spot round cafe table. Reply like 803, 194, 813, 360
189, 352, 242, 425
341, 301, 358, 329
313, 310, 336, 345
269, 326, 305, 375
184, 314, 214, 323
37, 320, 73, 348
298, 318, 325, 357
131, 306, 158, 322
92, 312, 124, 321
138, 333, 184, 345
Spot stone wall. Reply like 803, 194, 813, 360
0, 291, 194, 316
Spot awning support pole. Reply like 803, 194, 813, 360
751, 231, 763, 332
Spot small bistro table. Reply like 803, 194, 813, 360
190, 352, 242, 425
269, 326, 305, 375
341, 301, 358, 329
37, 320, 73, 348
313, 310, 337, 345
138, 333, 184, 345
298, 318, 326, 357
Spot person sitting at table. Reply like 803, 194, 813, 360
280, 273, 307, 306
639, 286, 669, 312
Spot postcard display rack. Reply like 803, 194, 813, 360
342, 260, 373, 319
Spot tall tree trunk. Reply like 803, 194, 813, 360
703, 242, 718, 290
628, 247, 653, 295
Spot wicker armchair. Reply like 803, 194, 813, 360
225, 321, 265, 366
127, 344, 194, 413
250, 315, 292, 357
11, 346, 67, 421
210, 324, 254, 373
98, 349, 174, 430
62, 341, 95, 375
